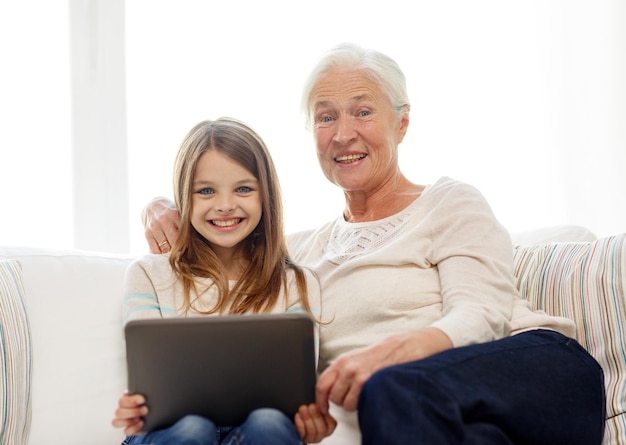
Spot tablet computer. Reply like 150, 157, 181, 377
124, 312, 316, 432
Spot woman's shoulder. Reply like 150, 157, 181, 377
422, 176, 490, 207
425, 176, 483, 195
284, 264, 320, 287
287, 220, 336, 256
287, 222, 333, 244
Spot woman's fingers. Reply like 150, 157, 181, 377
142, 197, 181, 254
317, 353, 369, 412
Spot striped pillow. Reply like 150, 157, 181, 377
0, 260, 32, 444
513, 233, 626, 444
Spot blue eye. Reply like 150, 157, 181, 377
236, 186, 252, 193
198, 188, 214, 195
321, 116, 334, 123
358, 110, 371, 117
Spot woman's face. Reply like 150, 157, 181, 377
310, 69, 409, 195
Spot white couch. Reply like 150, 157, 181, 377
1, 226, 625, 445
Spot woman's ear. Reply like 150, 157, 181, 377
397, 107, 410, 143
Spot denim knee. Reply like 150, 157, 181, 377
121, 415, 217, 445
228, 408, 301, 444
168, 415, 217, 444
244, 408, 294, 433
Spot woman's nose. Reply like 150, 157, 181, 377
333, 117, 356, 145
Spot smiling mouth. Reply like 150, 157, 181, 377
335, 153, 366, 164
211, 218, 242, 227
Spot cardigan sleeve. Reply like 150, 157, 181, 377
427, 180, 515, 347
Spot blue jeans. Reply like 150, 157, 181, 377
121, 408, 303, 445
358, 330, 606, 445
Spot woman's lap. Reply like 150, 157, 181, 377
358, 330, 606, 445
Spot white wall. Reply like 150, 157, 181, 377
1, 1, 624, 254
125, 0, 626, 253
0, 1, 73, 250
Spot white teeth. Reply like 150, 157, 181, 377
335, 153, 366, 163
212, 218, 241, 227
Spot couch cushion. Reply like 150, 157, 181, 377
0, 247, 133, 445
514, 233, 626, 444
0, 259, 32, 445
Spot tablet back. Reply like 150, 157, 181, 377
124, 313, 316, 432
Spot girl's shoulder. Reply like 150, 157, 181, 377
126, 253, 177, 287
127, 253, 171, 271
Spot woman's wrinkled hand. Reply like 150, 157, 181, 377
142, 197, 180, 254
315, 327, 453, 413
294, 403, 337, 443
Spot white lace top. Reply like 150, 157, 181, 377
288, 176, 575, 372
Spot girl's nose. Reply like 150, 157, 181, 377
215, 195, 235, 213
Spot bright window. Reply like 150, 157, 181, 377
0, 1, 72, 250
1, 1, 624, 254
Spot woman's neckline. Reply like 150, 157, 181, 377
341, 182, 433, 225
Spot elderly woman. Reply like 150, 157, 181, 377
142, 44, 606, 444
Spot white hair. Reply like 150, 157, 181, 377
301, 42, 410, 130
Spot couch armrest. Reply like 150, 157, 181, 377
513, 233, 626, 443
510, 225, 597, 245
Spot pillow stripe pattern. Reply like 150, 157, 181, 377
0, 260, 32, 444
513, 234, 626, 445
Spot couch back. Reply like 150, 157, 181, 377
1, 226, 625, 445
0, 247, 133, 445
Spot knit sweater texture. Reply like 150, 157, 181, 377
287, 176, 575, 372
122, 254, 322, 354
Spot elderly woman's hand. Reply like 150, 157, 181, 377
315, 327, 453, 413
142, 197, 180, 254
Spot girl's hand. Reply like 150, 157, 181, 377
294, 403, 337, 443
111, 392, 148, 436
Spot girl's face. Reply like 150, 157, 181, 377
190, 150, 262, 261
310, 69, 409, 195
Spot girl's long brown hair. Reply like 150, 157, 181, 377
169, 118, 314, 316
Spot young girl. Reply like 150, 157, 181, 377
112, 118, 336, 444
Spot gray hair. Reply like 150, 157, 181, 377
301, 42, 410, 130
